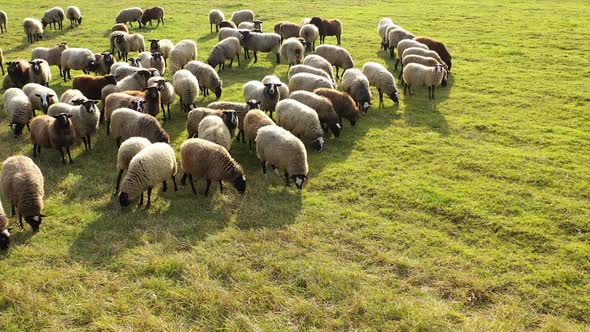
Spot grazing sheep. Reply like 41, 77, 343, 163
115, 137, 152, 192
4, 88, 33, 137
209, 9, 225, 33
256, 125, 309, 189
31, 42, 68, 77
230, 10, 254, 26
288, 72, 334, 93
361, 62, 399, 107
289, 90, 340, 137
314, 88, 360, 127
243, 80, 282, 118
414, 36, 452, 71
207, 100, 261, 143
23, 18, 44, 44
0, 10, 6, 33
278, 22, 300, 41
280, 37, 306, 68
47, 100, 100, 150
0, 156, 45, 232
72, 74, 117, 101
207, 37, 241, 72
28, 59, 51, 86
60, 89, 86, 104
138, 51, 165, 75
400, 47, 444, 72
121, 85, 162, 118
301, 18, 311, 25
302, 54, 335, 83
148, 39, 174, 65
7, 60, 30, 88
30, 113, 76, 163
112, 60, 146, 79
0, 198, 9, 249
180, 138, 246, 196
300, 24, 319, 51
377, 18, 397, 49
315, 44, 354, 79
388, 28, 415, 59
141, 6, 164, 27
60, 48, 97, 82
198, 115, 232, 151
187, 107, 238, 139
395, 39, 428, 71
243, 109, 275, 150
238, 20, 262, 31
118, 143, 177, 208
276, 99, 324, 151
342, 69, 372, 114
42, 7, 65, 30
66, 6, 82, 28
22, 83, 58, 115
400, 55, 447, 87
288, 64, 333, 83
219, 20, 237, 29
309, 17, 342, 45
110, 108, 170, 147
114, 32, 145, 61
239, 30, 281, 64
185, 61, 223, 98
101, 69, 152, 109
169, 40, 197, 75
94, 52, 116, 75
111, 23, 128, 33
116, 7, 143, 27
148, 77, 175, 120
402, 63, 447, 99
172, 69, 199, 112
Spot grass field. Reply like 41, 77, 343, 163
0, 0, 589, 330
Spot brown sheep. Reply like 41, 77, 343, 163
111, 23, 128, 33
30, 113, 77, 164
314, 88, 360, 127
6, 60, 31, 88
141, 6, 164, 27
72, 74, 117, 101
122, 85, 162, 117
309, 17, 342, 45
414, 36, 453, 71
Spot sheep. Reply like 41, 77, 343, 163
402, 63, 447, 99
395, 39, 428, 71
342, 69, 372, 114
239, 30, 281, 64
42, 7, 65, 30
243, 109, 275, 150
115, 137, 152, 192
148, 77, 175, 120
172, 69, 199, 112
209, 9, 225, 33
219, 20, 237, 29
309, 17, 342, 45
66, 6, 82, 28
243, 80, 282, 118
218, 27, 242, 42
6, 60, 30, 88
118, 142, 177, 208
23, 18, 44, 44
22, 83, 58, 115
302, 54, 335, 83
414, 36, 452, 71
60, 89, 86, 104
378, 21, 400, 50
169, 40, 197, 75
121, 85, 162, 118
104, 93, 144, 133
288, 64, 333, 83
198, 115, 232, 151
114, 32, 145, 62
0, 198, 9, 249
30, 113, 76, 163
187, 107, 238, 139
180, 138, 246, 196
289, 90, 340, 137
288, 73, 334, 93
255, 125, 309, 189
238, 20, 262, 31
261, 75, 289, 101
280, 37, 306, 68
148, 39, 174, 65
116, 7, 143, 27
230, 10, 254, 26
72, 74, 117, 101
278, 22, 300, 41
400, 55, 447, 87
111, 23, 128, 33
138, 51, 165, 75
275, 99, 324, 151
2, 74, 15, 89
0, 10, 6, 33
388, 28, 415, 59
60, 48, 97, 82
207, 100, 261, 143
4, 88, 33, 137
300, 24, 319, 52
361, 62, 399, 107
184, 61, 223, 98
314, 44, 354, 79
206, 37, 241, 72
94, 52, 116, 75
101, 69, 152, 110
400, 47, 444, 72
47, 100, 100, 150
110, 108, 170, 147
141, 6, 164, 27
112, 60, 146, 79
0, 156, 45, 232
31, 42, 68, 77
28, 59, 51, 86
314, 88, 360, 127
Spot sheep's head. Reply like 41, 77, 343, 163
118, 192, 130, 207
86, 60, 97, 73
238, 30, 251, 39
41, 18, 49, 28
0, 227, 10, 250
253, 20, 263, 29
77, 17, 82, 24
57, 42, 68, 51
25, 215, 44, 233
28, 60, 44, 74
329, 123, 341, 138
9, 122, 25, 137
149, 39, 159, 52
291, 175, 309, 190
213, 85, 222, 99
7, 61, 21, 74
222, 110, 238, 130
82, 100, 99, 113
152, 52, 163, 64
389, 91, 400, 105
114, 34, 125, 45
263, 82, 281, 97
312, 136, 325, 152
130, 99, 145, 112
145, 86, 160, 100
34, 92, 56, 111
309, 17, 323, 27
102, 52, 114, 66
105, 74, 117, 85
53, 113, 73, 129
361, 101, 371, 114
247, 99, 261, 110
232, 175, 247, 194
129, 58, 141, 67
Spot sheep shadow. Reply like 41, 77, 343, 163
401, 95, 449, 135
197, 33, 217, 43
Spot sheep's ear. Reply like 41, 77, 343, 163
35, 93, 41, 97
66, 114, 73, 118
93, 100, 99, 104
40, 214, 47, 217
276, 83, 282, 87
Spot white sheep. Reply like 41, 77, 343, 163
402, 63, 447, 99
66, 6, 82, 28
31, 42, 68, 77
4, 88, 33, 137
47, 100, 100, 150
148, 77, 175, 120
110, 108, 170, 147
261, 75, 289, 100
288, 72, 334, 93
238, 20, 262, 31
186, 107, 238, 138
148, 39, 174, 65
302, 54, 335, 83
115, 137, 152, 192
230, 10, 254, 26
137, 51, 165, 75
60, 48, 97, 82
239, 30, 281, 64
243, 80, 282, 118
361, 62, 399, 107
206, 37, 241, 72
315, 44, 354, 79
184, 61, 223, 99
288, 64, 333, 83
118, 143, 177, 208
41, 7, 65, 30
198, 115, 232, 151
401, 47, 444, 69
388, 28, 415, 59
94, 52, 117, 75
400, 54, 447, 87
289, 90, 340, 138
101, 69, 152, 109
116, 7, 143, 27
209, 9, 225, 33
255, 125, 309, 189
243, 109, 275, 150
342, 69, 372, 113
169, 40, 197, 75
23, 18, 43, 44
299, 24, 319, 52
276, 99, 324, 151
114, 32, 145, 62
172, 69, 199, 112
207, 100, 261, 143
28, 59, 51, 86
0, 10, 7, 33
280, 37, 306, 68
22, 83, 58, 115
395, 39, 428, 70
60, 89, 86, 104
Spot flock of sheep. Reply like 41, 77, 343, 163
0, 6, 453, 250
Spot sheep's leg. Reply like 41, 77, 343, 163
66, 147, 73, 163
188, 174, 197, 195
394, 59, 400, 71
167, 104, 171, 120
33, 144, 38, 157
261, 160, 267, 175
408, 85, 412, 96
276, 52, 280, 64
138, 192, 144, 206
253, 51, 258, 63
58, 65, 62, 77
0, 64, 4, 75
284, 171, 291, 187
219, 181, 223, 194
210, 24, 213, 34
229, 57, 234, 67
116, 169, 123, 192
336, 67, 340, 79
129, 21, 133, 28
181, 173, 187, 185
87, 135, 92, 150
116, 137, 121, 147
11, 203, 16, 218
106, 121, 110, 135
162, 180, 167, 192
237, 54, 240, 66
172, 175, 178, 191
249, 140, 252, 151
58, 147, 66, 164
19, 213, 23, 229
204, 179, 211, 196
337, 35, 341, 45
82, 137, 87, 150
